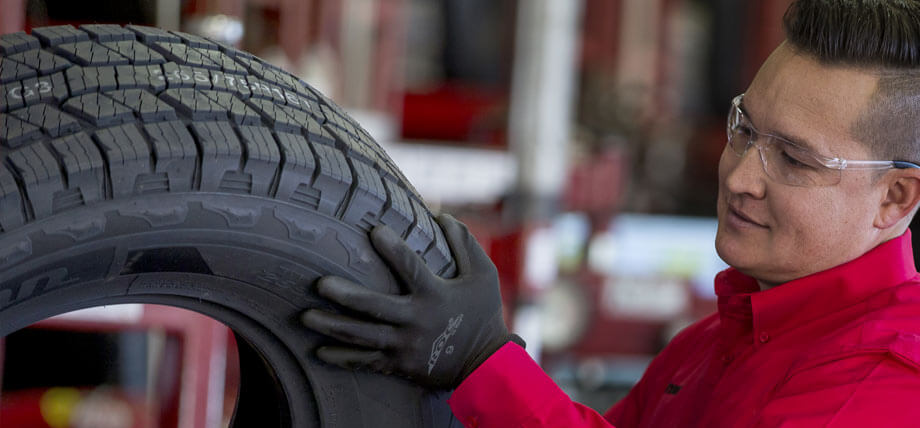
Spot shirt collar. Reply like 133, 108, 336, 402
715, 230, 918, 338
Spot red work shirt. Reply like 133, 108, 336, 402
448, 231, 920, 427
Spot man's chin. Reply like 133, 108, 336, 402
715, 233, 758, 271
715, 240, 789, 289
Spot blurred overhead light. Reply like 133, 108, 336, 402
184, 14, 244, 46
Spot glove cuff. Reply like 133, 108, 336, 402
508, 333, 526, 349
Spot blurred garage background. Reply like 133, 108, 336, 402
0, 0, 798, 427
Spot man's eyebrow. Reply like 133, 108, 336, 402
739, 102, 817, 151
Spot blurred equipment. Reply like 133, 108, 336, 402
1, 305, 237, 428
538, 279, 591, 351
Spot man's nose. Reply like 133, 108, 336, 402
723, 142, 767, 199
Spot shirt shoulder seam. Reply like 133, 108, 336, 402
824, 357, 885, 427
823, 357, 920, 427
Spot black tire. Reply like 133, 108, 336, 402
0, 24, 461, 427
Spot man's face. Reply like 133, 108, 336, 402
715, 42, 888, 288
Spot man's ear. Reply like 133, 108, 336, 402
875, 171, 920, 229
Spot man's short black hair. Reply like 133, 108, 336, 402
783, 0, 920, 68
782, 0, 920, 164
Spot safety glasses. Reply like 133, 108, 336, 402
726, 94, 920, 187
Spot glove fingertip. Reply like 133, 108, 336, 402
314, 275, 358, 302
300, 309, 325, 329
312, 348, 349, 371
434, 214, 482, 275
314, 346, 352, 366
370, 224, 412, 260
314, 276, 338, 295
435, 212, 456, 224
370, 223, 401, 247
435, 213, 464, 238
314, 345, 336, 360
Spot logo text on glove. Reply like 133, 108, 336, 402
428, 314, 463, 375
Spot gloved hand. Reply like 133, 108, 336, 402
301, 213, 523, 390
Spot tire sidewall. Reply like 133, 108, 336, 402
0, 192, 435, 427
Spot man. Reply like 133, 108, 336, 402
302, 0, 920, 426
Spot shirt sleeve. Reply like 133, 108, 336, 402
447, 342, 618, 428
602, 371, 644, 426
756, 356, 920, 428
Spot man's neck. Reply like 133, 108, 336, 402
757, 279, 778, 292
752, 227, 906, 292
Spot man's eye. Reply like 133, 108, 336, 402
780, 150, 812, 169
736, 124, 755, 138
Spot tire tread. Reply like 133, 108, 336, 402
0, 23, 453, 273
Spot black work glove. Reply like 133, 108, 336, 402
301, 213, 524, 390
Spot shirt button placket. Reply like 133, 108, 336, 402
759, 332, 770, 344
